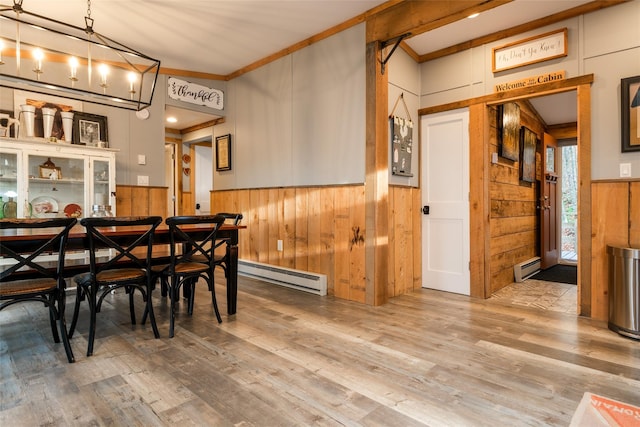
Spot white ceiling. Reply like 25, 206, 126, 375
8, 0, 591, 129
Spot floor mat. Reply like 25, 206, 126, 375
529, 264, 577, 285
570, 392, 640, 426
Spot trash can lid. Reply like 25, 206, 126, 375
606, 245, 640, 259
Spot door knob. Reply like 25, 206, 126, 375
423, 206, 429, 215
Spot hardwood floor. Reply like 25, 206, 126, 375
1, 273, 639, 426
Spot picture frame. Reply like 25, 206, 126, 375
215, 134, 231, 171
73, 112, 109, 146
39, 165, 62, 179
621, 75, 640, 152
498, 102, 521, 161
520, 127, 537, 183
492, 28, 568, 73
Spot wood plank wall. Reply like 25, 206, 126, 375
211, 185, 421, 302
115, 185, 168, 218
591, 179, 640, 321
488, 103, 544, 293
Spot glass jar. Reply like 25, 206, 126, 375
3, 197, 17, 218
91, 205, 113, 217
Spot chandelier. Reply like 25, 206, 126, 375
0, 0, 160, 111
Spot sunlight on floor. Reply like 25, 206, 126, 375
490, 279, 577, 314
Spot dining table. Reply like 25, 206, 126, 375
0, 221, 245, 315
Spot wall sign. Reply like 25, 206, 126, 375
492, 28, 568, 73
494, 71, 566, 92
168, 77, 224, 110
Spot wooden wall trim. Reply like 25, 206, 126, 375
577, 83, 592, 317
419, 75, 594, 116
365, 40, 389, 306
469, 103, 490, 298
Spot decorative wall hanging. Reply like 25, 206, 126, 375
492, 28, 568, 73
520, 127, 537, 183
621, 75, 640, 152
389, 93, 413, 177
168, 77, 224, 111
216, 134, 231, 171
497, 102, 520, 161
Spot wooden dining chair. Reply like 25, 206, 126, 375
68, 216, 162, 356
0, 217, 78, 363
152, 215, 225, 338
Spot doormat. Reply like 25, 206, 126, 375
529, 264, 577, 285
570, 392, 640, 426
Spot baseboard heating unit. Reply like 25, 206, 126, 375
514, 257, 541, 282
238, 260, 327, 296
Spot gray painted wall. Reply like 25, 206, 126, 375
419, 0, 640, 180
213, 23, 366, 190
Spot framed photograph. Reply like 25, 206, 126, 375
621, 75, 640, 152
492, 28, 568, 73
520, 127, 537, 183
498, 102, 520, 161
215, 134, 231, 171
39, 165, 62, 179
73, 112, 108, 146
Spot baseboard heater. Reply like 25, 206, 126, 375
514, 257, 541, 282
238, 260, 327, 296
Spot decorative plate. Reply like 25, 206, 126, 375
182, 154, 191, 164
63, 203, 83, 218
31, 196, 59, 217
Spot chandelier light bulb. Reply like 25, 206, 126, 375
98, 63, 109, 90
32, 48, 44, 77
69, 56, 79, 80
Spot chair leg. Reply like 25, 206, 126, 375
128, 286, 137, 325
87, 284, 98, 357
209, 279, 222, 323
48, 294, 61, 343
68, 284, 84, 339
169, 281, 178, 338
57, 290, 75, 363
144, 279, 160, 338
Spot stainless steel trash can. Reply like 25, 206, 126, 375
606, 246, 640, 340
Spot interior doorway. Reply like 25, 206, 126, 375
559, 142, 578, 264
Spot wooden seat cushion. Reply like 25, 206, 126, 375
0, 278, 58, 297
75, 268, 146, 286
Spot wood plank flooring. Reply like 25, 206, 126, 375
1, 273, 639, 426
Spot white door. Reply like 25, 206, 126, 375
421, 109, 470, 295
164, 143, 176, 217
194, 144, 212, 215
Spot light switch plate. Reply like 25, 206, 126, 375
137, 175, 149, 186
620, 163, 631, 178
137, 155, 146, 165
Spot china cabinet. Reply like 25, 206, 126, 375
0, 137, 116, 219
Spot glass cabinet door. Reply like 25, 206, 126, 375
27, 154, 85, 218
0, 150, 19, 218
91, 158, 114, 214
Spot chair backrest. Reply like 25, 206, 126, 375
0, 217, 78, 283
165, 215, 225, 269
79, 216, 162, 275
216, 212, 243, 225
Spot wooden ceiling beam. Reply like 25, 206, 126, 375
366, 0, 512, 43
